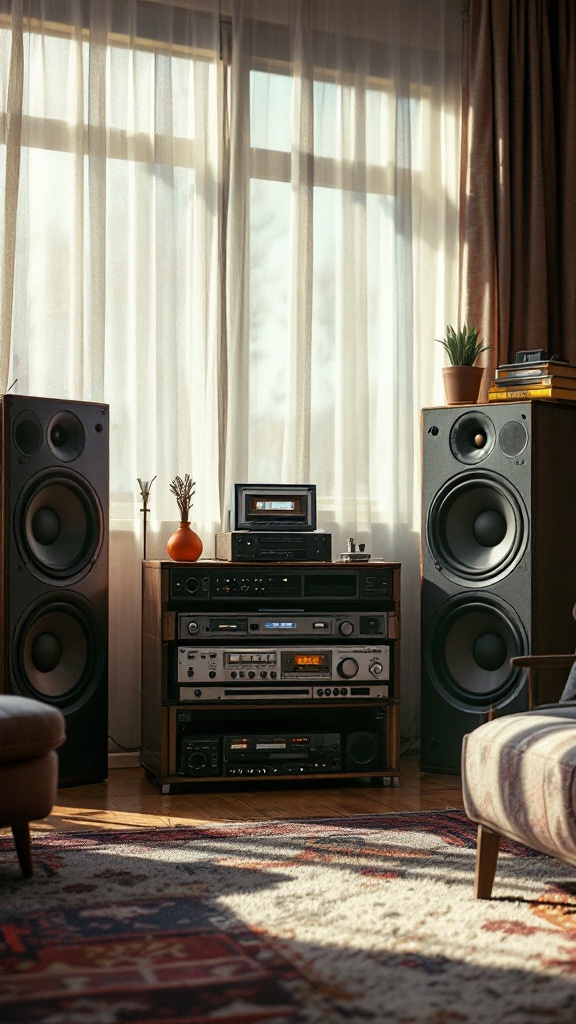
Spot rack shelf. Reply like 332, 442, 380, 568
141, 559, 401, 793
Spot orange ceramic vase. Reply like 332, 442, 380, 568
166, 522, 203, 562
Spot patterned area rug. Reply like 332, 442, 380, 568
1, 808, 576, 1023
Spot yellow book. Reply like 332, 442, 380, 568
488, 385, 576, 402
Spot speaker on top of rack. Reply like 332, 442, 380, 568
420, 401, 576, 773
0, 395, 109, 786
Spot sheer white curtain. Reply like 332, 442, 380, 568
0, 0, 461, 751
224, 0, 462, 743
0, 0, 223, 750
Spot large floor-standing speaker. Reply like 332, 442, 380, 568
421, 400, 576, 773
0, 395, 109, 785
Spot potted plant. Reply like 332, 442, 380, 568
437, 323, 491, 405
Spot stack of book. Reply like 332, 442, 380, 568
488, 359, 576, 402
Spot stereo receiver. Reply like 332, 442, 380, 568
175, 704, 388, 779
174, 644, 390, 702
177, 644, 389, 683
177, 611, 388, 640
215, 531, 331, 562
168, 565, 395, 602
178, 732, 341, 777
223, 733, 341, 776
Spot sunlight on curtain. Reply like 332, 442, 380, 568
0, 0, 222, 750
0, 0, 461, 749
225, 0, 462, 742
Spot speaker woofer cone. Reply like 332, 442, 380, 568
16, 469, 104, 584
426, 470, 528, 587
13, 595, 103, 711
424, 593, 527, 712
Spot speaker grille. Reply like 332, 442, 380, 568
13, 410, 43, 457
498, 420, 529, 458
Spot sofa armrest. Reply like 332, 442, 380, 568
510, 654, 576, 709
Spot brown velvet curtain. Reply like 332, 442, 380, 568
460, 0, 576, 391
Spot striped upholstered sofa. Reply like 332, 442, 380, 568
461, 654, 576, 899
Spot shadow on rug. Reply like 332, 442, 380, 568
1, 808, 575, 1023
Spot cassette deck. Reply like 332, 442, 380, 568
177, 644, 389, 683
174, 643, 390, 701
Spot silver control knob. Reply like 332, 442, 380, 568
337, 657, 359, 679
187, 620, 199, 635
339, 621, 354, 636
370, 661, 383, 676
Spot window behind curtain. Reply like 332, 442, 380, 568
0, 1, 223, 752
0, 2, 222, 527
0, 0, 462, 750
224, 1, 462, 743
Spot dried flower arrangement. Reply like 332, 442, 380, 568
169, 474, 196, 523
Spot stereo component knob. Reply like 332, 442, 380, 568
339, 621, 354, 636
337, 657, 359, 679
370, 661, 383, 676
187, 620, 200, 635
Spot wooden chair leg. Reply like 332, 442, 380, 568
474, 824, 500, 899
12, 822, 33, 879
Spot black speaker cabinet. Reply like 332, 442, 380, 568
0, 395, 109, 785
421, 401, 576, 773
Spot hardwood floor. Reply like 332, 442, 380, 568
30, 752, 465, 834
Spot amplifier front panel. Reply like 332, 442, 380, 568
176, 644, 390, 685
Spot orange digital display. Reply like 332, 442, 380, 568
294, 654, 324, 666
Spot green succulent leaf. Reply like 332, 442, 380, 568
436, 323, 491, 365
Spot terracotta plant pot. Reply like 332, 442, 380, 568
166, 521, 203, 562
442, 365, 485, 405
